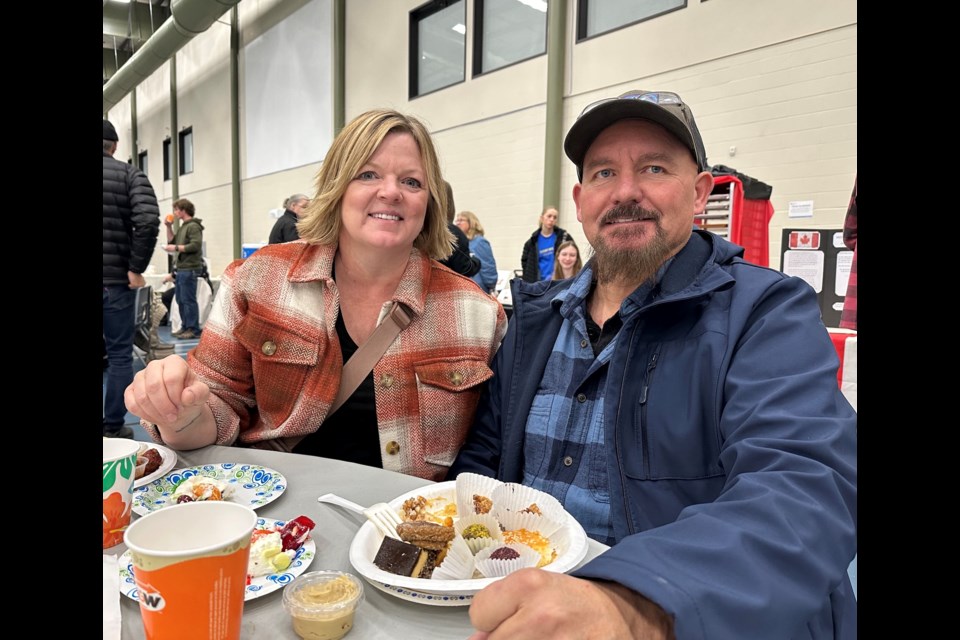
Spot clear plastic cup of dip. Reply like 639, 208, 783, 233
282, 571, 365, 640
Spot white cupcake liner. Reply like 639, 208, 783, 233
455, 473, 503, 517
399, 488, 458, 524
501, 528, 558, 567
430, 535, 476, 581
474, 543, 541, 578
491, 483, 565, 537
453, 514, 503, 555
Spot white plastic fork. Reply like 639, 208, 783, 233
317, 493, 403, 539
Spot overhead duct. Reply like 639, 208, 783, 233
103, 0, 241, 114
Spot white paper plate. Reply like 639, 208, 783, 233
132, 464, 287, 516
133, 444, 178, 489
348, 481, 589, 606
119, 516, 315, 602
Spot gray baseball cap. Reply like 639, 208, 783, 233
564, 90, 708, 180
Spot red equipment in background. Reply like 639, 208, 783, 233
697, 167, 775, 267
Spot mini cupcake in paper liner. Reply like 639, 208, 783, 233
454, 514, 504, 555
501, 527, 558, 568
474, 543, 541, 578
430, 535, 475, 581
491, 483, 566, 537
455, 473, 503, 518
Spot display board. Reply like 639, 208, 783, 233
780, 229, 853, 328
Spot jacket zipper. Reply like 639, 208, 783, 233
639, 347, 660, 478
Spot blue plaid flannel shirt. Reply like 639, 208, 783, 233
521, 261, 668, 545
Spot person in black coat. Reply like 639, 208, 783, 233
520, 206, 571, 282
438, 180, 480, 277
103, 119, 160, 438
269, 193, 310, 244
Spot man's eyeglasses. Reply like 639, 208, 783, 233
578, 90, 685, 119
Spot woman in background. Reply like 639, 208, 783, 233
455, 210, 498, 293
520, 206, 571, 282
126, 109, 507, 481
552, 240, 582, 280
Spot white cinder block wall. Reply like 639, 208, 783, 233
106, 0, 856, 278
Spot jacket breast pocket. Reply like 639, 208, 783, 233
414, 358, 493, 468
234, 313, 322, 423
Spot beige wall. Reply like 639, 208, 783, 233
106, 0, 857, 278
241, 163, 321, 245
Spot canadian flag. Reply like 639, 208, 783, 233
788, 231, 820, 250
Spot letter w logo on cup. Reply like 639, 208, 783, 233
124, 502, 257, 640
137, 583, 166, 611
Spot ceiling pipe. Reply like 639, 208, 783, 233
103, 0, 241, 114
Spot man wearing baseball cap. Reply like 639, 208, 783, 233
452, 91, 857, 638
103, 119, 160, 438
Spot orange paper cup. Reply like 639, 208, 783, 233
124, 501, 257, 640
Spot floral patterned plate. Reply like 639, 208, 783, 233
119, 517, 316, 602
132, 464, 287, 516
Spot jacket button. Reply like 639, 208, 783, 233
580, 339, 588, 349
385, 441, 400, 455
261, 341, 277, 356
381, 374, 394, 388
563, 456, 573, 467
449, 371, 463, 386
576, 393, 587, 403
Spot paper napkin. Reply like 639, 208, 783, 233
103, 554, 121, 640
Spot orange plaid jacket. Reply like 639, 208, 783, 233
189, 241, 507, 481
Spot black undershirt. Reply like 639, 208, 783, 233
292, 310, 381, 467
585, 311, 623, 355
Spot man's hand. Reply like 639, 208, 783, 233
128, 271, 146, 289
164, 244, 177, 252
467, 570, 674, 640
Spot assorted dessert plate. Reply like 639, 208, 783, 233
133, 444, 178, 489
132, 463, 287, 516
348, 481, 590, 606
118, 517, 316, 602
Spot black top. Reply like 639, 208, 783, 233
439, 223, 481, 277
269, 209, 301, 244
292, 311, 381, 466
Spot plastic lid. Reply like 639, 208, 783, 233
282, 571, 365, 618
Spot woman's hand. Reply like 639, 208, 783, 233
124, 355, 216, 448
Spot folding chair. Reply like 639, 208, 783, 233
132, 285, 153, 366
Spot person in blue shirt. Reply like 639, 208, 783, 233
454, 210, 498, 293
520, 206, 571, 282
452, 90, 856, 639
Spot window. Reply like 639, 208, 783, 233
138, 150, 148, 175
179, 127, 194, 175
577, 0, 685, 41
163, 138, 172, 181
410, 0, 465, 98
474, 0, 547, 76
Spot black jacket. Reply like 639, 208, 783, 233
269, 209, 300, 244
103, 151, 160, 285
439, 223, 481, 277
520, 225, 570, 283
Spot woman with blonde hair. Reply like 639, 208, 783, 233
552, 240, 583, 280
520, 206, 572, 282
454, 210, 498, 293
126, 109, 507, 481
